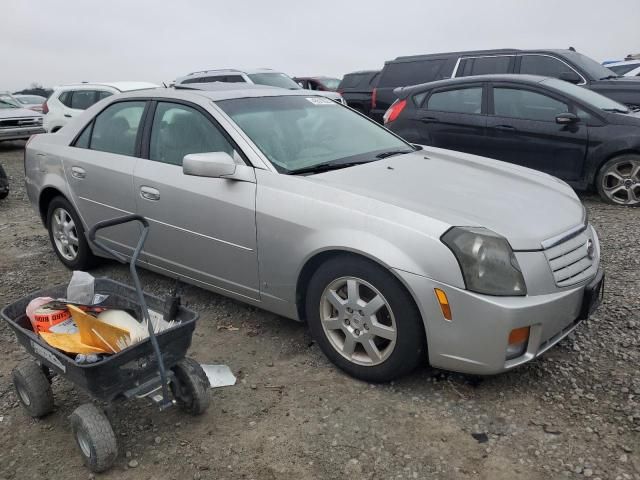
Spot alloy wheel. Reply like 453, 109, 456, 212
601, 159, 640, 205
320, 276, 397, 366
51, 207, 80, 261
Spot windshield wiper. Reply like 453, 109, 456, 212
599, 75, 621, 80
375, 149, 414, 159
288, 160, 374, 175
602, 107, 630, 114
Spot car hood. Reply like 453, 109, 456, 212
311, 147, 584, 251
0, 107, 43, 119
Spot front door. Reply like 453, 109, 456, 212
485, 85, 588, 181
62, 100, 147, 255
133, 101, 260, 300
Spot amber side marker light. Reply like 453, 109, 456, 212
434, 288, 452, 321
506, 326, 530, 360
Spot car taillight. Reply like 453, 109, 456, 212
42, 101, 49, 114
383, 99, 407, 124
371, 87, 377, 110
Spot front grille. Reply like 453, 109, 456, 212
543, 227, 597, 287
0, 117, 43, 129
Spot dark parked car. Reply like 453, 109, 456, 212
337, 70, 380, 116
385, 74, 640, 206
371, 48, 640, 123
293, 76, 341, 91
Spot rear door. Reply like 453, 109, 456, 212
63, 100, 147, 255
133, 100, 260, 299
412, 83, 488, 156
484, 83, 588, 181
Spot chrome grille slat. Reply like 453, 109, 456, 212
543, 227, 596, 287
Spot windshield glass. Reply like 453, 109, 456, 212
247, 73, 301, 90
17, 95, 45, 104
218, 95, 411, 173
543, 78, 629, 112
318, 78, 341, 90
0, 98, 17, 109
608, 63, 640, 75
562, 51, 618, 80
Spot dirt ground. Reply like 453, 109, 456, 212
0, 140, 639, 480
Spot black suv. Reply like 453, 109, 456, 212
371, 48, 640, 122
337, 70, 379, 116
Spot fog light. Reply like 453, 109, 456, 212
434, 288, 452, 321
506, 326, 530, 360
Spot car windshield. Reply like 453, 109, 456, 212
562, 51, 618, 80
217, 95, 412, 173
543, 78, 630, 112
608, 63, 640, 75
247, 73, 301, 90
17, 95, 45, 104
318, 78, 341, 90
0, 99, 17, 109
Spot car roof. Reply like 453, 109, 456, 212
114, 86, 320, 102
184, 67, 277, 77
607, 59, 640, 67
394, 74, 549, 97
54, 81, 159, 92
390, 48, 575, 63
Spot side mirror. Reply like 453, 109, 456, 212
182, 152, 236, 178
559, 71, 582, 84
556, 112, 579, 125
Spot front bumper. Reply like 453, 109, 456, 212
395, 267, 604, 375
0, 126, 46, 141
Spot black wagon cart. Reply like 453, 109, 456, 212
1, 215, 210, 472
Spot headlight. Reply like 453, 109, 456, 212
442, 227, 526, 296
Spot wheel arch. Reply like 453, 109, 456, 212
294, 249, 424, 325
592, 149, 640, 187
38, 187, 67, 225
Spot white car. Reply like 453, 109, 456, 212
174, 68, 346, 104
606, 60, 640, 77
43, 82, 158, 132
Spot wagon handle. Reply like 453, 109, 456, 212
87, 215, 173, 410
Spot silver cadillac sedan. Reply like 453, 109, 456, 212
24, 87, 604, 382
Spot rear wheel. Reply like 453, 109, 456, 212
12, 361, 54, 417
46, 196, 97, 269
70, 403, 118, 473
305, 256, 426, 382
596, 154, 640, 206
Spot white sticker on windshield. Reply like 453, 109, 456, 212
306, 97, 335, 105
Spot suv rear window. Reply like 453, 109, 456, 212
339, 74, 363, 89
379, 59, 447, 88
458, 56, 513, 76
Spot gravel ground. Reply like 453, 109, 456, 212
0, 140, 639, 480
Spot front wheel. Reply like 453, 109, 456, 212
69, 403, 118, 473
596, 154, 640, 206
305, 256, 426, 382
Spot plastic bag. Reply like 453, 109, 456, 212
66, 271, 95, 304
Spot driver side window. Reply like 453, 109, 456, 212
149, 102, 235, 166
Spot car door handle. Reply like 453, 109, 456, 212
493, 124, 516, 132
71, 166, 86, 179
64, 114, 73, 118
140, 186, 160, 201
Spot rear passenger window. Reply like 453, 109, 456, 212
70, 91, 97, 110
90, 101, 145, 156
458, 56, 513, 76
58, 91, 72, 107
149, 102, 234, 166
73, 123, 92, 148
427, 87, 483, 114
339, 74, 361, 89
97, 91, 113, 101
493, 88, 569, 121
379, 59, 446, 88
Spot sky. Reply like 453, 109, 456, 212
2, 0, 639, 91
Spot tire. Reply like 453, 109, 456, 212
46, 196, 98, 269
171, 358, 210, 415
69, 403, 118, 473
12, 361, 54, 417
596, 154, 640, 206
0, 165, 8, 199
305, 255, 426, 382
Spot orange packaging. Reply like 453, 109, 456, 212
33, 307, 74, 334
